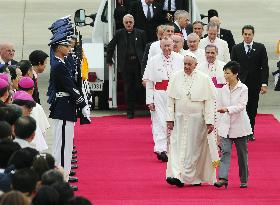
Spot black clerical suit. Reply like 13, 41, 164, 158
107, 28, 147, 116
231, 42, 269, 133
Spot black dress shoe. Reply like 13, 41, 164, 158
72, 155, 77, 159
127, 113, 134, 119
72, 150, 77, 154
68, 176, 78, 183
240, 183, 247, 188
73, 145, 76, 149
192, 183, 201, 186
70, 185, 78, 191
71, 159, 78, 164
247, 134, 256, 141
214, 179, 228, 189
156, 152, 162, 161
69, 170, 76, 176
173, 178, 184, 188
166, 177, 176, 185
160, 152, 168, 162
71, 164, 78, 169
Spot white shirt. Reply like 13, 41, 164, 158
187, 48, 206, 64
197, 59, 226, 85
199, 37, 230, 63
217, 81, 252, 138
163, 0, 176, 11
14, 138, 36, 149
243, 41, 253, 53
141, 0, 154, 18
174, 21, 188, 40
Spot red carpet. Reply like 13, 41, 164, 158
75, 114, 280, 205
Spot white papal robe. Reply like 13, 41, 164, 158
166, 69, 217, 184
145, 52, 184, 153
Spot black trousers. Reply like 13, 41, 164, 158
246, 84, 261, 133
122, 59, 143, 113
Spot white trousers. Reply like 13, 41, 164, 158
53, 119, 74, 173
151, 90, 168, 153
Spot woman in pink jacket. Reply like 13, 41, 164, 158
214, 61, 252, 189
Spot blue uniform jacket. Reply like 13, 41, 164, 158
49, 57, 86, 122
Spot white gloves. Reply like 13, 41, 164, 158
82, 105, 91, 122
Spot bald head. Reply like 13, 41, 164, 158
0, 42, 15, 63
209, 16, 221, 26
187, 33, 200, 51
160, 37, 173, 57
172, 34, 184, 53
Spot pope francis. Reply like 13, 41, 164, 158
165, 53, 217, 187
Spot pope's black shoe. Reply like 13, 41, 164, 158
71, 164, 78, 169
72, 150, 77, 154
68, 176, 78, 183
73, 145, 76, 149
72, 155, 77, 159
69, 170, 76, 176
160, 152, 168, 162
166, 177, 176, 185
70, 185, 78, 191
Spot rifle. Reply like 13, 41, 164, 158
74, 29, 91, 124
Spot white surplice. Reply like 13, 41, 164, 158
187, 48, 206, 65
30, 103, 50, 151
199, 37, 230, 63
145, 52, 184, 153
166, 69, 217, 184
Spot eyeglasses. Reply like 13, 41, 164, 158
5, 49, 15, 53
124, 21, 133, 24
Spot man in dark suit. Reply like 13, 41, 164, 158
157, 0, 190, 22
173, 10, 192, 49
0, 42, 18, 65
129, 0, 164, 43
107, 14, 147, 119
209, 16, 235, 52
231, 25, 269, 141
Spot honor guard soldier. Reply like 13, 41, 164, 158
48, 17, 91, 183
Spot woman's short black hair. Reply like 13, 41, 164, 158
8, 65, 18, 80
13, 99, 36, 109
223, 61, 240, 75
29, 50, 49, 66
18, 60, 32, 76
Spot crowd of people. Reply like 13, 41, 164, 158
108, 0, 269, 188
0, 16, 92, 205
0, 0, 272, 203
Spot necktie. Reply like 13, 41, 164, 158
147, 5, 151, 21
168, 0, 172, 11
247, 45, 251, 55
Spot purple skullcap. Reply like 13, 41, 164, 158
18, 77, 34, 89
0, 78, 9, 89
13, 91, 34, 102
0, 73, 9, 83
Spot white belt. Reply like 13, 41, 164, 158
56, 92, 70, 97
